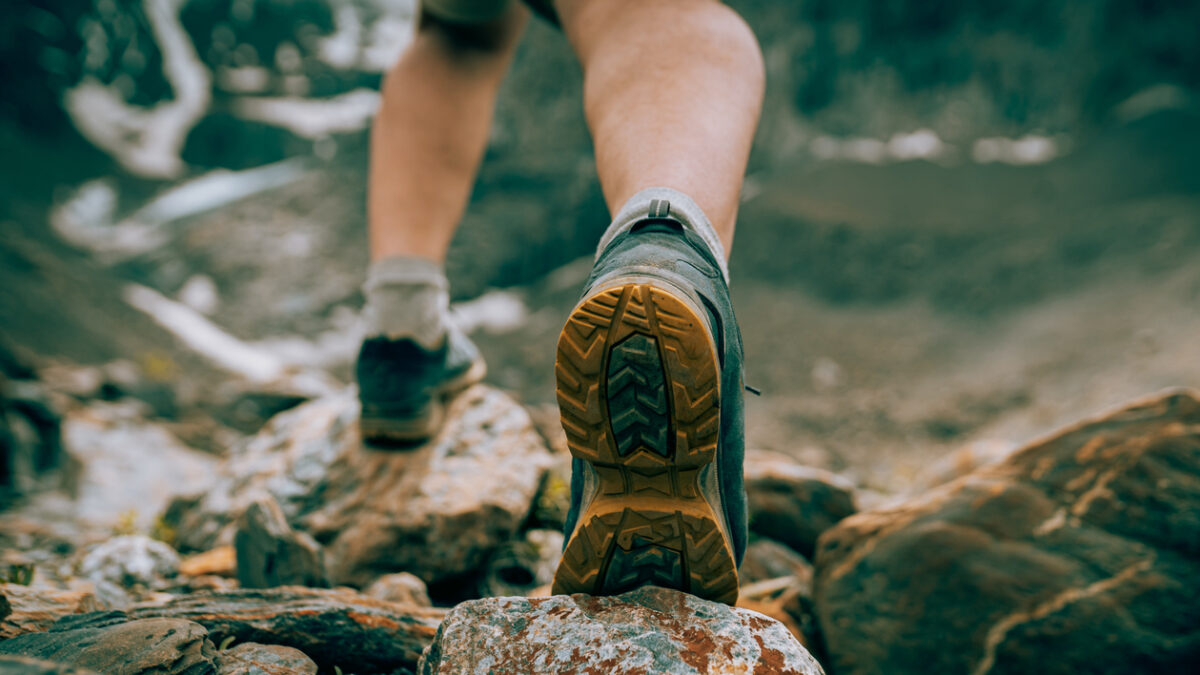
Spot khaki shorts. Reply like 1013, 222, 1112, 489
422, 0, 558, 25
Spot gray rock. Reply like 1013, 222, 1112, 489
364, 573, 431, 607
477, 529, 562, 598
80, 536, 181, 591
0, 655, 101, 674
745, 450, 857, 558
0, 616, 216, 675
216, 643, 317, 675
814, 389, 1200, 675
1, 585, 104, 640
234, 496, 326, 589
418, 586, 825, 674
164, 386, 555, 586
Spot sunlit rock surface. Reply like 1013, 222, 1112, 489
0, 615, 217, 675
419, 586, 825, 675
121, 586, 443, 674
0, 585, 105, 641
814, 389, 1200, 675
165, 385, 555, 587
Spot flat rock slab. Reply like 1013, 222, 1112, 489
1, 585, 104, 640
0, 616, 216, 675
814, 389, 1200, 675
123, 587, 444, 674
0, 655, 101, 674
166, 386, 554, 586
419, 586, 825, 674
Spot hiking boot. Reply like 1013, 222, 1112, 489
356, 324, 486, 443
552, 208, 747, 605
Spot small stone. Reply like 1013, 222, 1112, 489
419, 586, 825, 674
0, 616, 216, 675
80, 535, 181, 591
1, 585, 104, 640
364, 573, 431, 607
234, 496, 326, 588
216, 643, 317, 675
745, 450, 857, 558
179, 547, 236, 578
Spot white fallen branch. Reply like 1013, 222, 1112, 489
64, 0, 211, 179
123, 283, 285, 383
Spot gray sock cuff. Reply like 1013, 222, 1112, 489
364, 255, 448, 293
597, 187, 730, 282
362, 256, 450, 349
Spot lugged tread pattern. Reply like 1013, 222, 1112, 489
607, 334, 670, 457
553, 282, 738, 605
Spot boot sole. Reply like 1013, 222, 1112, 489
552, 280, 738, 604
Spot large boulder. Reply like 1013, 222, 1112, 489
419, 586, 825, 674
164, 386, 555, 587
813, 389, 1200, 675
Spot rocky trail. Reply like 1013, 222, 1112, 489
3, 0, 1200, 671
2, 107, 1200, 667
3, 112, 1198, 670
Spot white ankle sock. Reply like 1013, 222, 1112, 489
362, 256, 450, 350
597, 187, 730, 282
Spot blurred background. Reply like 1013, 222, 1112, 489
2, 0, 1199, 515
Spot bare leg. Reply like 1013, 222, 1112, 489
557, 0, 765, 255
368, 6, 529, 263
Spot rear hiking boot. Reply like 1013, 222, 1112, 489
356, 324, 486, 444
552, 214, 747, 605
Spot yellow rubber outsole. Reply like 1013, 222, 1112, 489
551, 281, 738, 604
